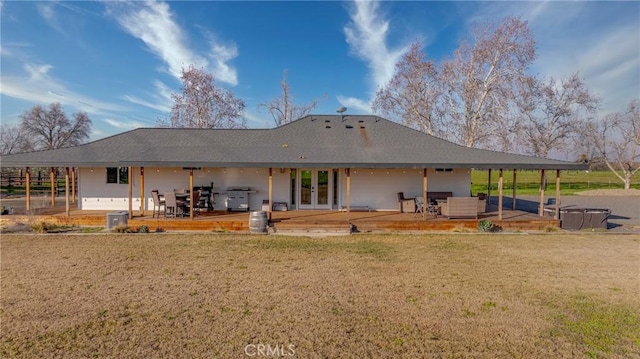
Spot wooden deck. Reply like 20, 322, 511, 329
0, 197, 559, 233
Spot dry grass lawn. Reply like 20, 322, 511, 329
1, 233, 639, 358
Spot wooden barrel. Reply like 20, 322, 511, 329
249, 211, 268, 234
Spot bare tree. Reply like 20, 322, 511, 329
259, 70, 323, 127
0, 123, 30, 155
19, 102, 92, 150
582, 99, 640, 190
517, 72, 600, 158
372, 41, 442, 135
168, 65, 246, 129
440, 17, 536, 148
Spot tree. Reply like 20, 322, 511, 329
372, 41, 442, 136
167, 65, 246, 129
581, 99, 640, 190
19, 102, 92, 150
259, 70, 323, 127
440, 17, 536, 148
517, 72, 600, 158
0, 123, 30, 155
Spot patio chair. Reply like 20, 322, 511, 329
191, 190, 202, 216
414, 196, 424, 217
164, 192, 187, 218
397, 192, 415, 213
151, 190, 165, 218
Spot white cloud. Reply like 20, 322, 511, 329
36, 2, 67, 36
336, 95, 372, 114
122, 80, 173, 113
109, 0, 238, 86
105, 118, 148, 130
341, 1, 408, 113
0, 62, 127, 116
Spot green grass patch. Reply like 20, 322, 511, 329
551, 294, 640, 357
471, 170, 639, 195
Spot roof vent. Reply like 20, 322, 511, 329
324, 119, 330, 123
345, 125, 353, 129
358, 120, 364, 123
326, 126, 331, 129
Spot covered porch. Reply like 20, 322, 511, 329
0, 196, 559, 233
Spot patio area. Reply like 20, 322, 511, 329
0, 196, 558, 233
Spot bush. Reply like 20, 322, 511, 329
478, 220, 503, 233
138, 225, 149, 233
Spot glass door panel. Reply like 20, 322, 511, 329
300, 170, 312, 206
317, 170, 329, 205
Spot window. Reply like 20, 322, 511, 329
106, 167, 129, 184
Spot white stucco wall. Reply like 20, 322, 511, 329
337, 168, 471, 211
77, 167, 470, 211
78, 167, 290, 211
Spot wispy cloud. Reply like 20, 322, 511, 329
122, 80, 173, 113
0, 61, 126, 116
340, 1, 408, 113
108, 0, 238, 86
104, 118, 149, 131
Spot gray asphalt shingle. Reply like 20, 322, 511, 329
0, 115, 586, 170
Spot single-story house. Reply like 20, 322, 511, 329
0, 115, 586, 218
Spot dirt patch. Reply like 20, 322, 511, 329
1, 234, 638, 358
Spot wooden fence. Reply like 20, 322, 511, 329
1, 169, 75, 196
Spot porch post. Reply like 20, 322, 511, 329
554, 170, 561, 220
25, 167, 31, 211
498, 169, 503, 220
512, 169, 517, 210
189, 168, 194, 220
128, 166, 133, 220
71, 167, 76, 204
487, 169, 492, 211
65, 167, 70, 216
345, 168, 351, 218
140, 167, 145, 216
50, 167, 55, 206
268, 168, 273, 220
539, 169, 546, 216
422, 168, 427, 219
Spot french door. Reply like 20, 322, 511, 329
298, 169, 331, 209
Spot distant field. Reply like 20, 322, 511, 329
2, 233, 638, 358
472, 170, 639, 195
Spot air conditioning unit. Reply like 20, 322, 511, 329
107, 211, 128, 230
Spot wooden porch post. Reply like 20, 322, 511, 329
71, 167, 76, 204
140, 167, 145, 216
25, 167, 31, 211
512, 169, 517, 210
189, 168, 194, 220
555, 170, 561, 220
346, 168, 351, 219
539, 169, 546, 216
268, 168, 273, 220
50, 167, 56, 206
422, 168, 428, 219
487, 169, 492, 210
65, 167, 70, 216
128, 166, 133, 220
498, 169, 503, 220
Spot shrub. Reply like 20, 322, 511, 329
478, 220, 503, 233
138, 225, 149, 233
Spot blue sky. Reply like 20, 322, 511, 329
1, 1, 639, 140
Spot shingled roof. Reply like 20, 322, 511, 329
0, 115, 586, 170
